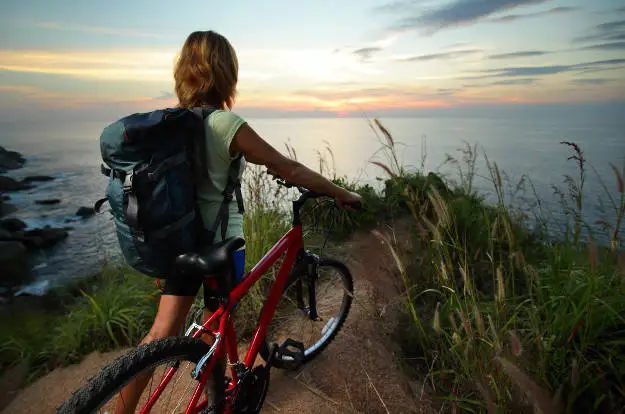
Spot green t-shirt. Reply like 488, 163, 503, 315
196, 109, 247, 242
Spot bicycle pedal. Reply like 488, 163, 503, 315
275, 338, 305, 370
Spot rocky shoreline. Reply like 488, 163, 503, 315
0, 146, 96, 297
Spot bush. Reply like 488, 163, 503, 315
370, 119, 625, 413
0, 266, 159, 380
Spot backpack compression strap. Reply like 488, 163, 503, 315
209, 154, 245, 242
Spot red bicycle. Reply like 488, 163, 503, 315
58, 185, 358, 413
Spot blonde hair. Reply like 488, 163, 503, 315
174, 31, 238, 110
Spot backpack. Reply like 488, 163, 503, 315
95, 106, 244, 278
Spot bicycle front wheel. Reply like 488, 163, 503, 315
260, 257, 353, 369
57, 337, 225, 414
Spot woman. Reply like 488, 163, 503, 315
116, 30, 361, 413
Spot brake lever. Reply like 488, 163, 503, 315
266, 169, 279, 180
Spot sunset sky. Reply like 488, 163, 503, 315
1, 0, 624, 120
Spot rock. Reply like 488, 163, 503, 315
21, 175, 55, 183
0, 176, 33, 192
76, 206, 95, 218
20, 236, 45, 249
0, 229, 12, 240
0, 200, 18, 217
0, 146, 26, 173
0, 218, 27, 232
21, 227, 68, 248
35, 199, 61, 205
0, 241, 30, 287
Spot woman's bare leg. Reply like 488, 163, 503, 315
115, 295, 195, 414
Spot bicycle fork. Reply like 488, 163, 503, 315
295, 251, 321, 322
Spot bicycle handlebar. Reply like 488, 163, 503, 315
268, 170, 362, 211
297, 187, 362, 210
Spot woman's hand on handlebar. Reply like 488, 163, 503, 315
268, 168, 362, 210
336, 190, 362, 211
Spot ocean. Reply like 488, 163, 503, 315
1, 115, 624, 292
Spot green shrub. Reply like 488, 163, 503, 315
370, 119, 625, 413
0, 266, 159, 380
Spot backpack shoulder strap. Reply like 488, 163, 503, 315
191, 107, 216, 179
191, 106, 245, 243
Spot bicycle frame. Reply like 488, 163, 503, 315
141, 223, 304, 414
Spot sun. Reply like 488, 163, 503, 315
336, 111, 349, 118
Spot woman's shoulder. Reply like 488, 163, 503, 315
206, 109, 247, 148
208, 109, 246, 127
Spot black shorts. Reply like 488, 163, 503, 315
161, 249, 245, 310
162, 275, 220, 310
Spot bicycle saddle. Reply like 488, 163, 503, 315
175, 237, 245, 278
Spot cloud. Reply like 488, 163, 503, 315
372, 34, 402, 48
596, 20, 625, 32
381, 0, 549, 32
455, 78, 540, 88
154, 91, 175, 100
293, 87, 393, 101
443, 42, 473, 50
579, 42, 625, 51
35, 21, 167, 39
0, 84, 61, 100
436, 88, 464, 96
575, 65, 625, 75
490, 78, 540, 85
291, 86, 454, 109
574, 19, 625, 43
570, 78, 611, 85
462, 58, 625, 79
353, 47, 382, 61
373, 1, 420, 14
0, 49, 174, 81
576, 32, 625, 43
398, 49, 482, 62
488, 50, 548, 59
490, 6, 577, 23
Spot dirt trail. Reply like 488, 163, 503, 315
3, 221, 434, 414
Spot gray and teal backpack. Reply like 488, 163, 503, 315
95, 107, 244, 278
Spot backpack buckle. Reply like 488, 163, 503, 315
134, 229, 145, 242
122, 173, 134, 193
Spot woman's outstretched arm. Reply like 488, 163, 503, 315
231, 123, 361, 209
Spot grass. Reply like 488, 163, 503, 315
0, 266, 160, 381
367, 120, 625, 413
